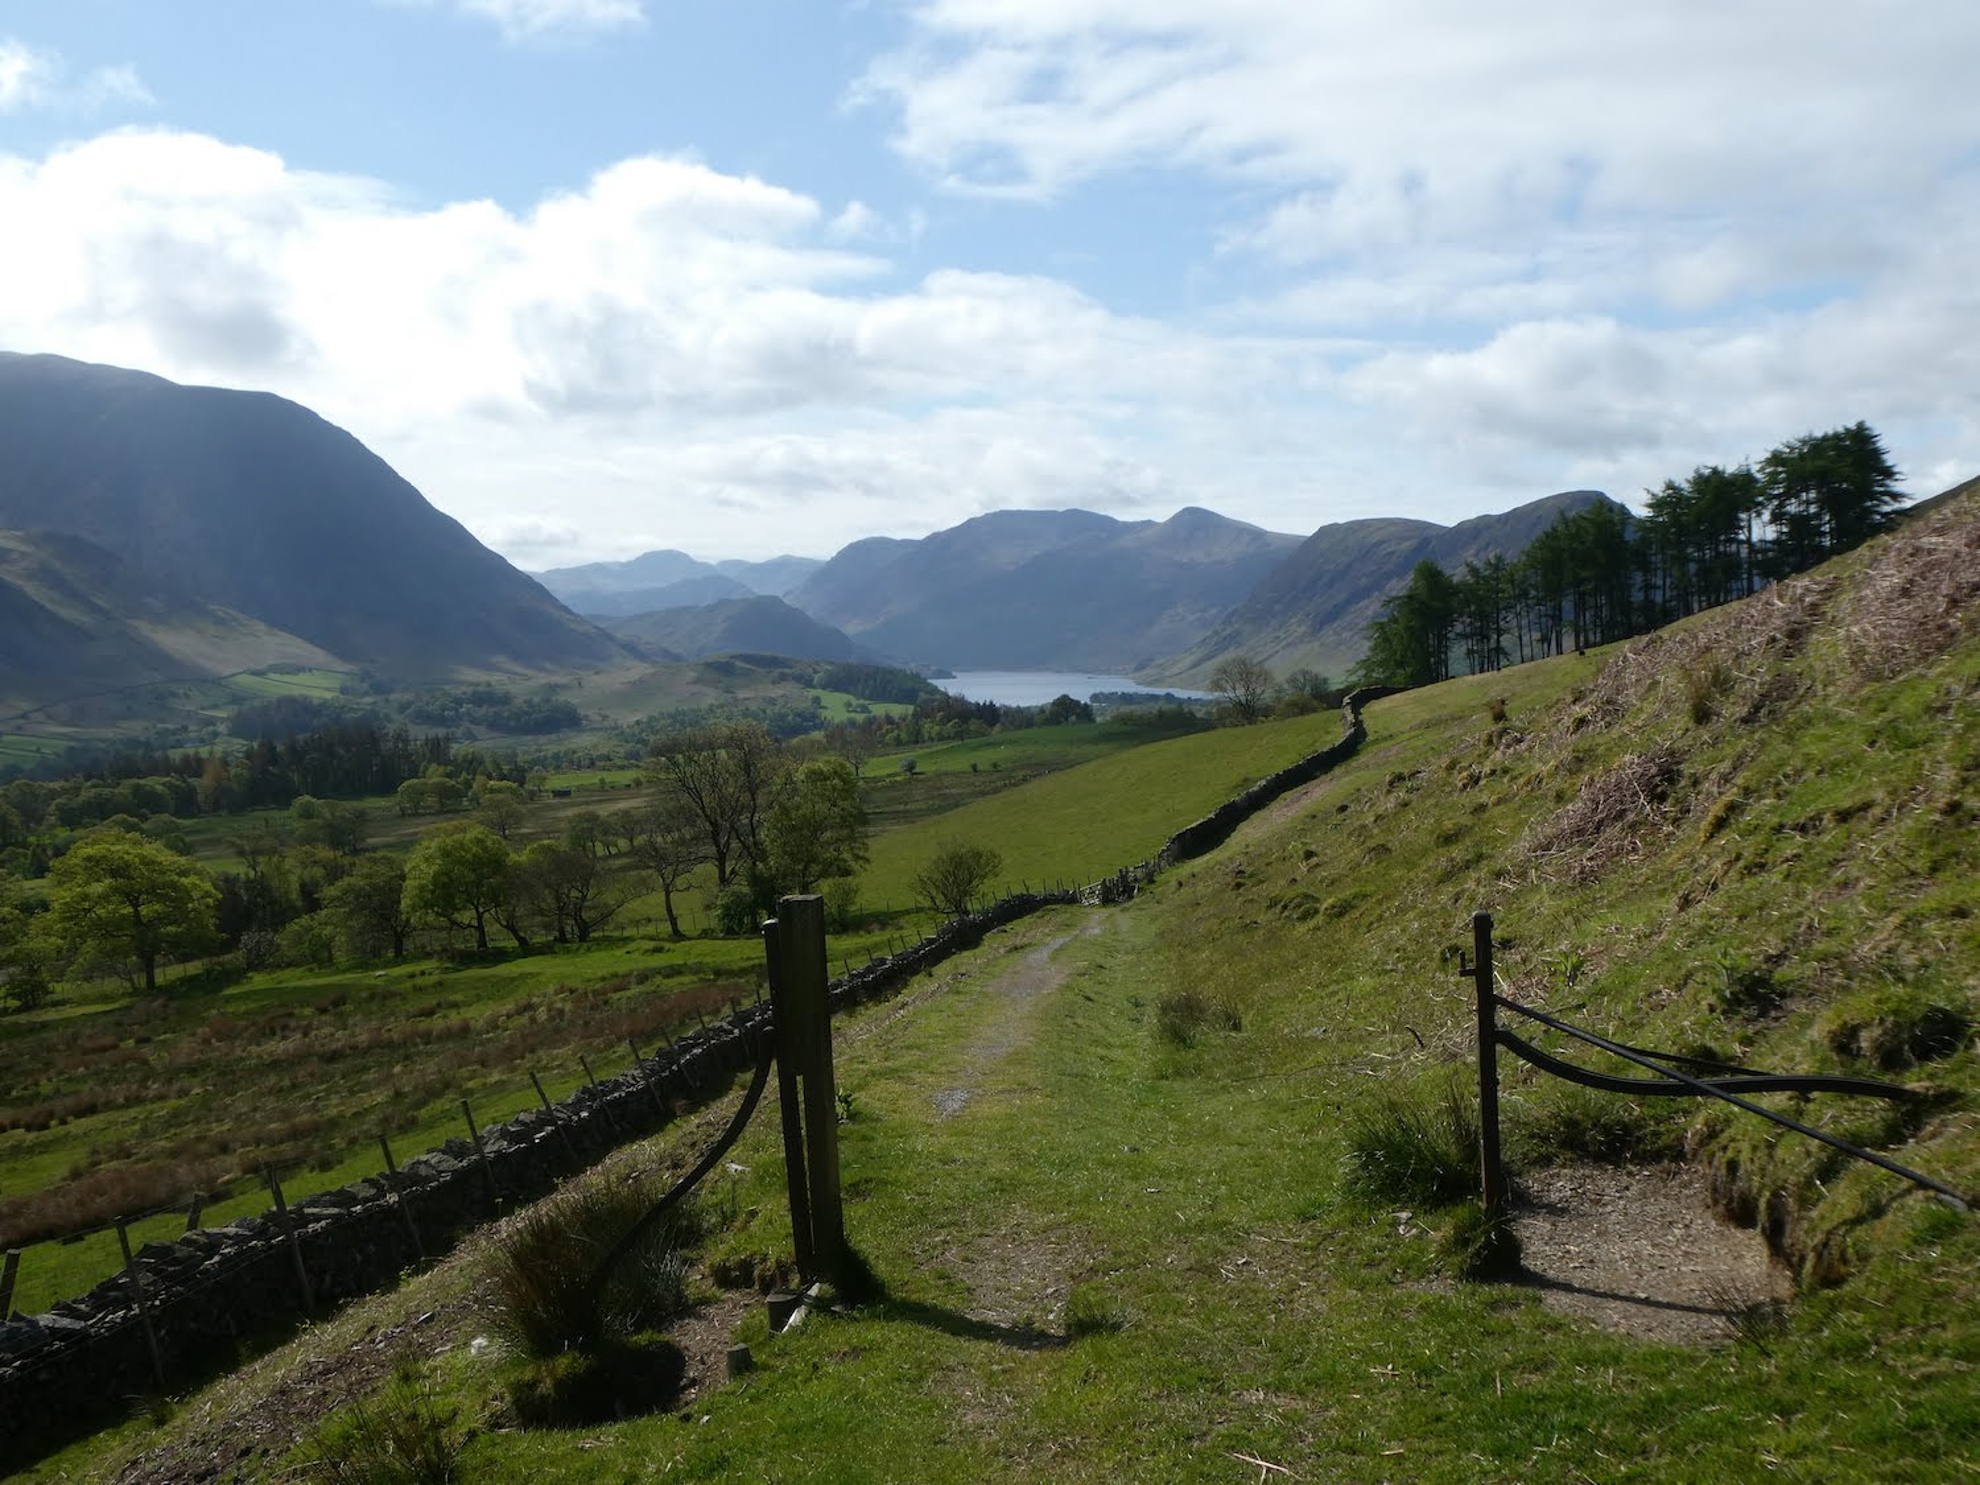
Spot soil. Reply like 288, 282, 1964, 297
1510, 1162, 1791, 1345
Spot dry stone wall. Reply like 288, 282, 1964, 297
0, 692, 1385, 1459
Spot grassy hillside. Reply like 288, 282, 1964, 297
17, 497, 1980, 1480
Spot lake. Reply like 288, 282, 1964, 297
933, 671, 1210, 707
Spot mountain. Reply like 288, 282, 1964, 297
0, 352, 627, 680
787, 507, 1303, 671
602, 595, 865, 662
1152, 490, 1614, 684
0, 529, 343, 711
568, 573, 755, 618
715, 555, 825, 595
534, 549, 825, 613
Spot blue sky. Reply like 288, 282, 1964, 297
2, 1, 1975, 565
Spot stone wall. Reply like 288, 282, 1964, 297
0, 693, 1385, 1459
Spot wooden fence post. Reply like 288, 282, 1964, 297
770, 895, 845, 1285
264, 1167, 315, 1313
1470, 910, 1507, 1217
531, 1069, 581, 1165
378, 1133, 425, 1260
580, 1053, 623, 1133
115, 1221, 167, 1391
764, 914, 815, 1280
461, 1099, 500, 1208
0, 1247, 19, 1320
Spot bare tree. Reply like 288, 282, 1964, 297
1209, 655, 1274, 724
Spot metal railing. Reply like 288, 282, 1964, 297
1459, 911, 1969, 1216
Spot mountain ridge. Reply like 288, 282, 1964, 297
0, 352, 627, 683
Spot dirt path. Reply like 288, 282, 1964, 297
929, 917, 1107, 1120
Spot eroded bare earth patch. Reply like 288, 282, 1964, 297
1513, 1163, 1789, 1345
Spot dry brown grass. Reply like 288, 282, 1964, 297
1836, 497, 1980, 679
1518, 746, 1683, 884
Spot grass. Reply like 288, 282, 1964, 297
16, 507, 1980, 1477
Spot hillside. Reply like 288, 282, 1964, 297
0, 530, 343, 712
0, 353, 628, 682
788, 506, 1303, 672
602, 595, 866, 662
1153, 489, 1612, 684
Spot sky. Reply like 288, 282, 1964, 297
1, 2, 1975, 568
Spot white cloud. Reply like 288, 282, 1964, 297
432, 0, 645, 42
0, 37, 151, 114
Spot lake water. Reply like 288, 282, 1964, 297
934, 671, 1210, 707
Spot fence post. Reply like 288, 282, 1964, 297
462, 1099, 500, 1209
531, 1069, 581, 1165
1, 1247, 19, 1320
184, 1194, 203, 1233
378, 1133, 425, 1260
114, 1221, 167, 1391
580, 1053, 623, 1134
1470, 910, 1507, 1217
764, 914, 815, 1280
264, 1167, 315, 1313
631, 1038, 674, 1121
771, 895, 845, 1285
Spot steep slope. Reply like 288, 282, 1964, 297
601, 595, 865, 662
1154, 489, 1611, 683
788, 507, 1302, 671
0, 353, 627, 679
0, 529, 342, 707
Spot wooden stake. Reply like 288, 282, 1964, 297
115, 1221, 166, 1391
1469, 911, 1506, 1217
264, 1167, 315, 1312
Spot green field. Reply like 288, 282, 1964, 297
0, 707, 1350, 1322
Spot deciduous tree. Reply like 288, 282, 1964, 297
912, 839, 1003, 919
401, 822, 512, 951
39, 833, 220, 993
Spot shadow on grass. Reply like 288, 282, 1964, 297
835, 1244, 1066, 1353
874, 1295, 1067, 1353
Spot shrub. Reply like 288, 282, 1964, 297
1155, 988, 1242, 1048
1064, 1282, 1128, 1338
304, 1361, 463, 1485
482, 1176, 690, 1358
1438, 1199, 1523, 1280
502, 1336, 686, 1428
1343, 1084, 1481, 1208
1509, 1084, 1677, 1167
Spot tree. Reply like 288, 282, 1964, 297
624, 797, 708, 939
478, 790, 528, 841
1209, 656, 1275, 724
1761, 422, 1904, 572
912, 839, 1003, 918
0, 870, 51, 1012
1352, 560, 1458, 688
320, 853, 411, 960
39, 833, 220, 993
762, 757, 870, 897
644, 722, 785, 887
401, 822, 513, 951
518, 841, 632, 944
